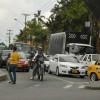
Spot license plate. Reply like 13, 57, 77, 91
18, 65, 22, 67
72, 70, 78, 73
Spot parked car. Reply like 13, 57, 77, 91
7, 52, 30, 72
88, 58, 100, 81
0, 50, 12, 68
44, 55, 54, 72
80, 54, 100, 72
48, 54, 86, 78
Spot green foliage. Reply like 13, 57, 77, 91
46, 0, 91, 32
16, 13, 50, 50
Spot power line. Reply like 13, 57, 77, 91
41, 1, 56, 14
30, 0, 56, 15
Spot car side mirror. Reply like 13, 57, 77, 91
54, 59, 58, 62
87, 59, 91, 62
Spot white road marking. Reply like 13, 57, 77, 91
51, 76, 89, 85
34, 84, 40, 87
78, 85, 86, 89
64, 85, 73, 89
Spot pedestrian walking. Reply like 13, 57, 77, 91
8, 46, 20, 84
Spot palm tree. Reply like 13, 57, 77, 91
34, 10, 45, 23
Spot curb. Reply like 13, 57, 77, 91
85, 81, 100, 90
0, 70, 8, 81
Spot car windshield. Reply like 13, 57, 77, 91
92, 55, 100, 61
59, 56, 79, 63
22, 46, 31, 54
19, 52, 26, 59
2, 51, 11, 56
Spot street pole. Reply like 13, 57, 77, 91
22, 14, 30, 43
6, 30, 13, 45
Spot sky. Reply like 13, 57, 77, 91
0, 0, 57, 45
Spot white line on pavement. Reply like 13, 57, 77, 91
52, 76, 89, 85
64, 85, 73, 89
78, 85, 86, 89
34, 84, 40, 87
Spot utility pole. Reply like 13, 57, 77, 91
6, 30, 13, 45
22, 14, 30, 42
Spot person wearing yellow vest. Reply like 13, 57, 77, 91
8, 46, 20, 84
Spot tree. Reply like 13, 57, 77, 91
34, 10, 45, 23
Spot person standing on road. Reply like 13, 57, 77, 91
8, 46, 20, 84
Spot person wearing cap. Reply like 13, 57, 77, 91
8, 46, 20, 84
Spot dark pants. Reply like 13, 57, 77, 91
8, 64, 17, 83
32, 62, 39, 77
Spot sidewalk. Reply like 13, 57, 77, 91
0, 70, 7, 81
86, 81, 100, 90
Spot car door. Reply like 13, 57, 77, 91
50, 55, 58, 72
86, 55, 92, 65
82, 54, 89, 66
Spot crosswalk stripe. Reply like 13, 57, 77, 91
64, 85, 73, 89
78, 85, 86, 89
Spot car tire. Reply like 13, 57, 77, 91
80, 76, 85, 78
26, 68, 30, 72
48, 66, 52, 74
90, 73, 98, 81
56, 67, 60, 76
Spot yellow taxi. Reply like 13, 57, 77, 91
88, 58, 100, 81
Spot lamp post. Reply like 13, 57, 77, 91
85, 21, 93, 46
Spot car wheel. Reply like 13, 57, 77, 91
90, 73, 98, 81
56, 67, 60, 76
48, 66, 52, 74
80, 76, 85, 78
26, 68, 30, 72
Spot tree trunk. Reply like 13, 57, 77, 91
96, 20, 100, 53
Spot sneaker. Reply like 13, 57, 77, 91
8, 81, 13, 83
12, 82, 16, 84
30, 77, 34, 80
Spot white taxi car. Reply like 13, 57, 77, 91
48, 54, 86, 78
80, 54, 100, 71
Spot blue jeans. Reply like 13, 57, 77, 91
32, 62, 39, 77
8, 64, 17, 83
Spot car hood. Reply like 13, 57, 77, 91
59, 62, 85, 67
18, 59, 26, 64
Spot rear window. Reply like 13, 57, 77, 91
92, 55, 100, 61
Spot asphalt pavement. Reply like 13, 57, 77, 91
0, 69, 100, 100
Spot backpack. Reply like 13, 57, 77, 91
35, 53, 44, 63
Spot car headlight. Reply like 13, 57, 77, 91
25, 60, 28, 64
81, 66, 85, 69
60, 65, 68, 68
32, 59, 34, 62
27, 59, 30, 61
